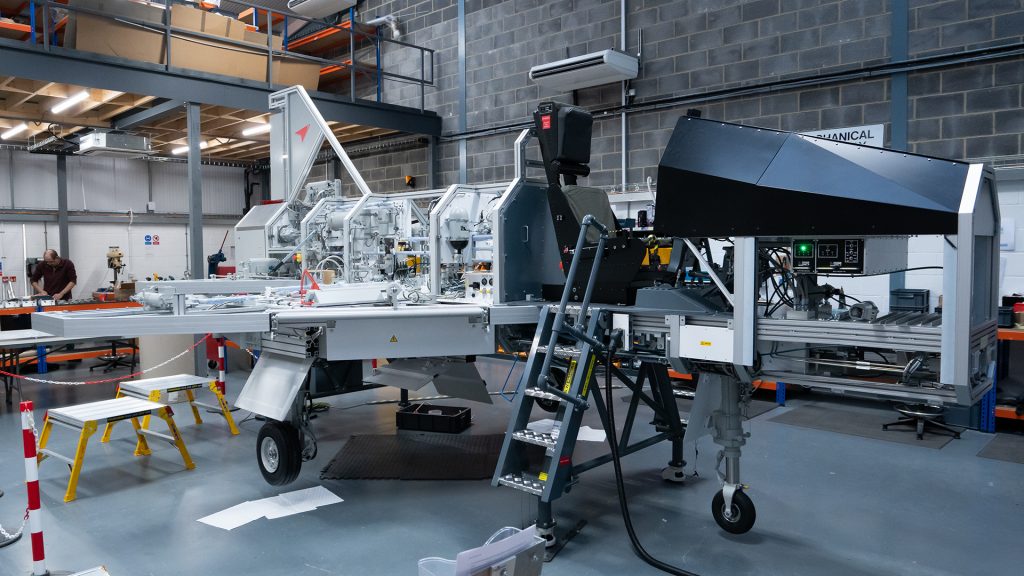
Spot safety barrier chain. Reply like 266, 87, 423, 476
0, 334, 211, 386
0, 508, 29, 541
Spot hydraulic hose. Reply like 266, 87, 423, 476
602, 342, 702, 576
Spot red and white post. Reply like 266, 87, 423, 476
20, 401, 46, 576
216, 337, 227, 396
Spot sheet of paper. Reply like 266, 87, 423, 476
280, 485, 343, 508
69, 568, 110, 576
198, 486, 344, 528
261, 496, 319, 520
526, 418, 560, 437
197, 501, 266, 530
264, 486, 343, 519
577, 426, 606, 442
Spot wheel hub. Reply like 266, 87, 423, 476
261, 437, 280, 473
723, 504, 738, 521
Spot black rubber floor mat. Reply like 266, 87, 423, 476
767, 404, 955, 449
977, 433, 1024, 464
321, 433, 506, 480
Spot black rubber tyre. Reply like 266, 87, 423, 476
711, 489, 756, 534
536, 397, 560, 413
257, 421, 302, 485
537, 368, 567, 413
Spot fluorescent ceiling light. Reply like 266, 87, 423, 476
242, 123, 271, 136
51, 91, 90, 114
1, 123, 28, 140
172, 141, 209, 155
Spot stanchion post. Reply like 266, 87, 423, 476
216, 337, 226, 396
21, 400, 47, 576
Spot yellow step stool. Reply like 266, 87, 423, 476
37, 397, 194, 502
100, 374, 239, 441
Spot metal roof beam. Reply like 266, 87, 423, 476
111, 98, 184, 131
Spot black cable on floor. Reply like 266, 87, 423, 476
601, 342, 701, 576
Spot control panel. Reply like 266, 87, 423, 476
791, 237, 908, 275
465, 272, 495, 304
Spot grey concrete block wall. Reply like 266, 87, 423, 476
343, 0, 1023, 195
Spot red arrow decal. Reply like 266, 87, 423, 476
296, 124, 310, 142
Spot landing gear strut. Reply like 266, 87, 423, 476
708, 372, 757, 534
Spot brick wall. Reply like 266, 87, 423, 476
342, 0, 1022, 198
908, 1, 1024, 159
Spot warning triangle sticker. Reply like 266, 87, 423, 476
296, 124, 310, 142
389, 335, 398, 343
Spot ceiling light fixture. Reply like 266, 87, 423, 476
1, 123, 28, 140
242, 123, 271, 136
51, 91, 91, 114
172, 141, 209, 155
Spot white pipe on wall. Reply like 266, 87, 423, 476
620, 0, 628, 195
21, 224, 27, 297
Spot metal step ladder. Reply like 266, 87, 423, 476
493, 306, 604, 500
492, 214, 613, 550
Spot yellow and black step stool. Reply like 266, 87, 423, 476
37, 397, 194, 502
101, 374, 239, 440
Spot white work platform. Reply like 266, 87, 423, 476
47, 397, 164, 427
105, 374, 240, 438
38, 396, 194, 502
118, 374, 212, 396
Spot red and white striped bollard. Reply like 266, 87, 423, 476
20, 401, 47, 576
216, 337, 227, 396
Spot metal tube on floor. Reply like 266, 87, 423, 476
21, 400, 46, 576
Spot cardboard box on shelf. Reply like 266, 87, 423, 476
66, 0, 166, 65
169, 4, 264, 82
65, 2, 318, 90
240, 26, 320, 91
272, 58, 321, 91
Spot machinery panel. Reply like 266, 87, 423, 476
321, 314, 494, 360
674, 322, 735, 363
791, 237, 908, 274
656, 116, 970, 237
465, 272, 495, 304
235, 352, 314, 421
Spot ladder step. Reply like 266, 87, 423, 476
138, 428, 175, 443
39, 448, 75, 466
524, 387, 562, 402
512, 429, 558, 449
497, 473, 545, 496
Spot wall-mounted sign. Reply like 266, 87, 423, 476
144, 234, 161, 246
801, 124, 885, 147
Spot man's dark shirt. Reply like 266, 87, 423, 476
30, 259, 77, 301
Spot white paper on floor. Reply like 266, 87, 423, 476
198, 486, 343, 530
197, 501, 268, 530
526, 418, 606, 442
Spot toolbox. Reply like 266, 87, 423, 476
396, 403, 471, 433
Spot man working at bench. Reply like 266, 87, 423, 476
31, 249, 77, 301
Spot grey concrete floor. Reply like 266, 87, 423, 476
0, 358, 1021, 576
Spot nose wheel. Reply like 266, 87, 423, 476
712, 487, 756, 534
257, 420, 302, 485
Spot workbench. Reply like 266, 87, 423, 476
0, 329, 134, 405
995, 328, 1024, 425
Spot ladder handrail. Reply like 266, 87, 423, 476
536, 214, 608, 394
